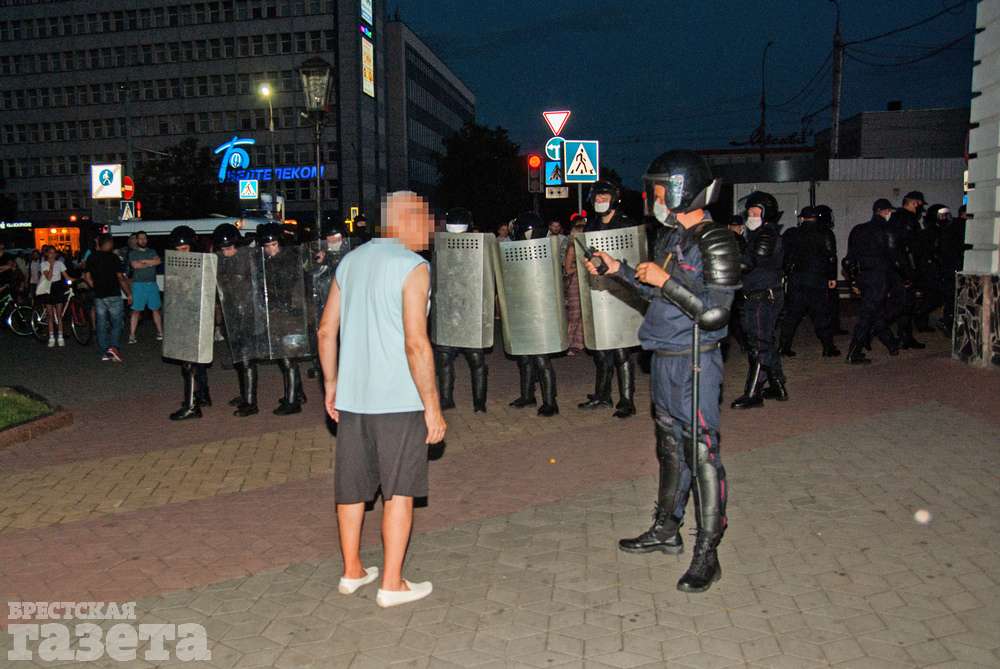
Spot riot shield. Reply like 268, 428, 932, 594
163, 251, 218, 364
495, 236, 568, 355
251, 244, 313, 360
216, 246, 260, 364
575, 225, 648, 350
431, 232, 497, 349
304, 239, 350, 351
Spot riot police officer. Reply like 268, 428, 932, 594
507, 211, 559, 417
351, 213, 372, 245
914, 204, 949, 332
887, 192, 927, 349
779, 205, 840, 357
588, 150, 739, 593
167, 225, 212, 420
433, 207, 489, 413
578, 180, 640, 418
214, 223, 260, 416
842, 199, 899, 364
732, 191, 786, 408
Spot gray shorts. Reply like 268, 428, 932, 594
335, 411, 428, 504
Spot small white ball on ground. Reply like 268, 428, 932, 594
914, 509, 932, 524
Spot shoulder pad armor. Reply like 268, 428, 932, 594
697, 222, 741, 288
753, 226, 779, 258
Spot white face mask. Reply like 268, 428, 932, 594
653, 201, 670, 224
880, 213, 892, 222
445, 224, 469, 233
745, 216, 763, 231
328, 240, 343, 251
594, 202, 610, 214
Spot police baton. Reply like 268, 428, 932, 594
690, 321, 701, 506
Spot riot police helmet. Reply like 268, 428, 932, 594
256, 222, 284, 245
445, 207, 474, 233
168, 225, 197, 250
212, 223, 241, 249
642, 150, 719, 221
511, 211, 546, 240
321, 219, 345, 239
813, 204, 834, 227
588, 180, 621, 213
742, 191, 783, 224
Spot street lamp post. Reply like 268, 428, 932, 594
258, 83, 278, 220
298, 57, 333, 242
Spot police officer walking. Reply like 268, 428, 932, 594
433, 208, 489, 413
166, 225, 212, 420
577, 180, 639, 418
887, 192, 927, 350
779, 206, 840, 357
842, 199, 900, 364
732, 191, 786, 408
588, 150, 739, 593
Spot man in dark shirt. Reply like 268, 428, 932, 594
84, 234, 131, 362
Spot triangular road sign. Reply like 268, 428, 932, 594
566, 143, 597, 177
542, 110, 571, 136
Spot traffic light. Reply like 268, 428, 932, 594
527, 154, 542, 193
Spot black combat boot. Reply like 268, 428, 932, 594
731, 357, 766, 409
578, 355, 613, 409
778, 341, 797, 357
900, 336, 926, 350
470, 353, 488, 413
760, 367, 788, 401
170, 365, 202, 420
274, 361, 303, 415
821, 340, 841, 357
195, 387, 212, 407
234, 363, 259, 417
193, 365, 212, 407
613, 357, 636, 419
619, 426, 685, 554
845, 340, 872, 365
509, 357, 537, 408
677, 439, 725, 593
537, 358, 559, 417
435, 350, 456, 411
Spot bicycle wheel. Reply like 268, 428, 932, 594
8, 305, 34, 336
31, 304, 50, 342
70, 299, 93, 345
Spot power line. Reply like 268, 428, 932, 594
844, 0, 970, 45
770, 50, 833, 109
846, 30, 975, 68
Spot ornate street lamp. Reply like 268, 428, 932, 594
299, 57, 332, 241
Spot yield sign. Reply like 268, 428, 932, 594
542, 110, 571, 136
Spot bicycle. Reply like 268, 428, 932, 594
32, 280, 94, 346
0, 290, 34, 336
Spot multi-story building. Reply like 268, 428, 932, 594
0, 0, 391, 239
384, 19, 475, 200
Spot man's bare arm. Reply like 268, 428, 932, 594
402, 264, 446, 443
317, 279, 342, 420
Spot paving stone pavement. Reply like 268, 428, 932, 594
3, 401, 998, 668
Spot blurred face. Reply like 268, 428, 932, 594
176, 244, 191, 253
99, 239, 113, 252
136, 233, 148, 248
548, 221, 562, 236
262, 240, 280, 257
221, 244, 237, 257
45, 247, 56, 261
497, 223, 509, 238
385, 193, 433, 252
877, 208, 893, 220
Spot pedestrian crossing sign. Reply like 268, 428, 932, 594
119, 200, 137, 221
545, 161, 564, 186
239, 179, 259, 200
563, 140, 599, 183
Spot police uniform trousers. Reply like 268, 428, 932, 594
650, 349, 728, 535
181, 362, 210, 403
587, 348, 635, 405
780, 273, 834, 348
434, 345, 488, 409
850, 270, 896, 349
740, 288, 784, 379
886, 272, 916, 342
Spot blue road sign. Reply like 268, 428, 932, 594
545, 161, 563, 186
545, 137, 565, 162
99, 169, 114, 186
563, 140, 599, 183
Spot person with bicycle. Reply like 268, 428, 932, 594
84, 233, 131, 362
37, 245, 71, 347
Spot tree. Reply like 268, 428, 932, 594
436, 123, 526, 232
135, 138, 237, 219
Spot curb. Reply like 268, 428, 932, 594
0, 386, 74, 449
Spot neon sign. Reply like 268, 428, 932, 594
213, 135, 327, 183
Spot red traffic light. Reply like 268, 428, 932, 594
68, 214, 78, 223
527, 154, 542, 169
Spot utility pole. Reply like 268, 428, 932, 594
760, 40, 775, 163
830, 0, 844, 158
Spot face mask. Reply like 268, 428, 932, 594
329, 240, 343, 251
594, 202, 610, 214
445, 224, 468, 233
880, 213, 891, 222
745, 216, 763, 231
652, 201, 670, 225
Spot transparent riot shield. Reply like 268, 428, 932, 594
303, 239, 351, 354
431, 232, 497, 349
250, 244, 313, 360
216, 246, 260, 364
575, 225, 648, 350
494, 236, 568, 355
163, 251, 218, 364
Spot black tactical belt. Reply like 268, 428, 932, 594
655, 343, 721, 357
743, 288, 779, 302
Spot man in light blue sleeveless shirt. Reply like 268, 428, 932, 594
318, 191, 446, 608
